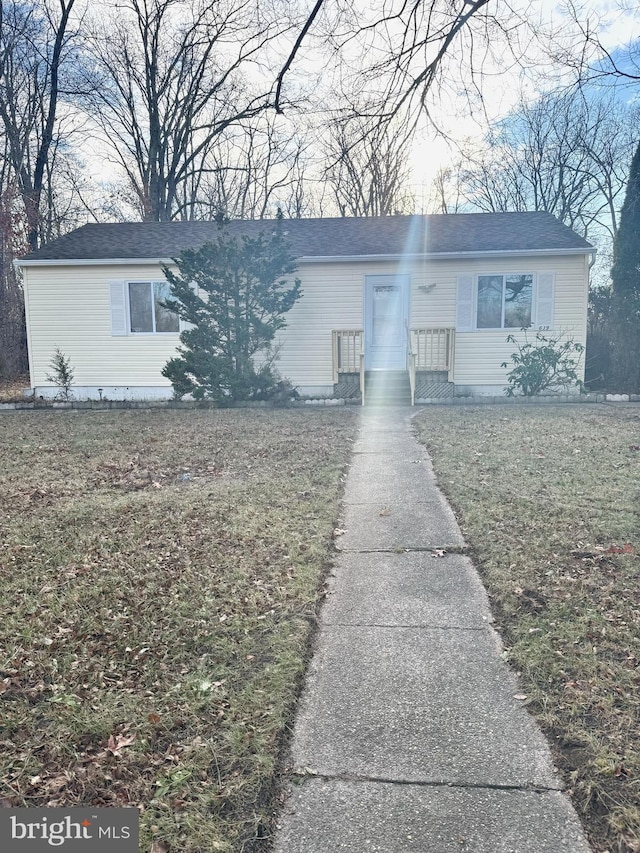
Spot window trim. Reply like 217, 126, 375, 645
474, 271, 535, 331
126, 280, 180, 335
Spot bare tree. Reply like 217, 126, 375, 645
179, 116, 316, 221
450, 90, 637, 242
275, 0, 532, 123
0, 174, 28, 376
0, 1, 81, 376
83, 0, 297, 222
0, 0, 78, 250
544, 0, 640, 88
429, 166, 467, 215
322, 113, 415, 217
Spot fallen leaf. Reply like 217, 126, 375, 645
44, 775, 69, 793
150, 842, 170, 853
106, 733, 136, 756
605, 543, 636, 555
614, 763, 630, 779
378, 507, 392, 517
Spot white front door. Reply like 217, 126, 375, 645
365, 275, 409, 370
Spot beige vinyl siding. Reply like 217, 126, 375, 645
24, 260, 373, 391
453, 254, 588, 386
275, 258, 479, 386
275, 261, 390, 386
25, 264, 181, 388
410, 262, 457, 328
23, 251, 589, 393
408, 254, 588, 386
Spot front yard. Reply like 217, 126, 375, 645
414, 405, 640, 853
3, 401, 638, 853
0, 409, 356, 852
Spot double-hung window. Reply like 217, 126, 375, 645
476, 274, 533, 330
455, 271, 555, 333
128, 281, 179, 334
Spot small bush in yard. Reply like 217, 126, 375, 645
502, 330, 584, 396
45, 347, 75, 400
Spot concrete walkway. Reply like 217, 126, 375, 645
273, 407, 592, 853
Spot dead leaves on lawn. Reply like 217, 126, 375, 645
570, 543, 636, 558
0, 408, 357, 852
105, 732, 136, 758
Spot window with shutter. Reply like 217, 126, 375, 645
458, 271, 555, 331
109, 281, 127, 336
109, 280, 180, 335
535, 272, 555, 330
456, 274, 474, 332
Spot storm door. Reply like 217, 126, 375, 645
364, 275, 409, 370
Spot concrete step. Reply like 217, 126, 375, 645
365, 371, 411, 405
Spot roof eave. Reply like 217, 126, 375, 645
14, 257, 175, 268
14, 246, 595, 267
297, 247, 595, 262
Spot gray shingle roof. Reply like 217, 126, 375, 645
20, 212, 593, 263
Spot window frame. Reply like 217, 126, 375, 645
474, 272, 535, 331
126, 280, 180, 335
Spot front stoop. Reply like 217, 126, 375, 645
364, 370, 411, 406
333, 371, 456, 406
333, 373, 361, 400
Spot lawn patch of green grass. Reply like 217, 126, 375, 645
414, 405, 640, 853
0, 409, 356, 852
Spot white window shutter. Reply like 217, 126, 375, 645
536, 272, 555, 329
109, 281, 127, 336
179, 281, 198, 332
456, 274, 474, 332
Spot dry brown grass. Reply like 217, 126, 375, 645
0, 375, 30, 402
414, 404, 640, 853
0, 408, 356, 852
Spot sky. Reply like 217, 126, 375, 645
404, 0, 640, 202
73, 0, 640, 219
